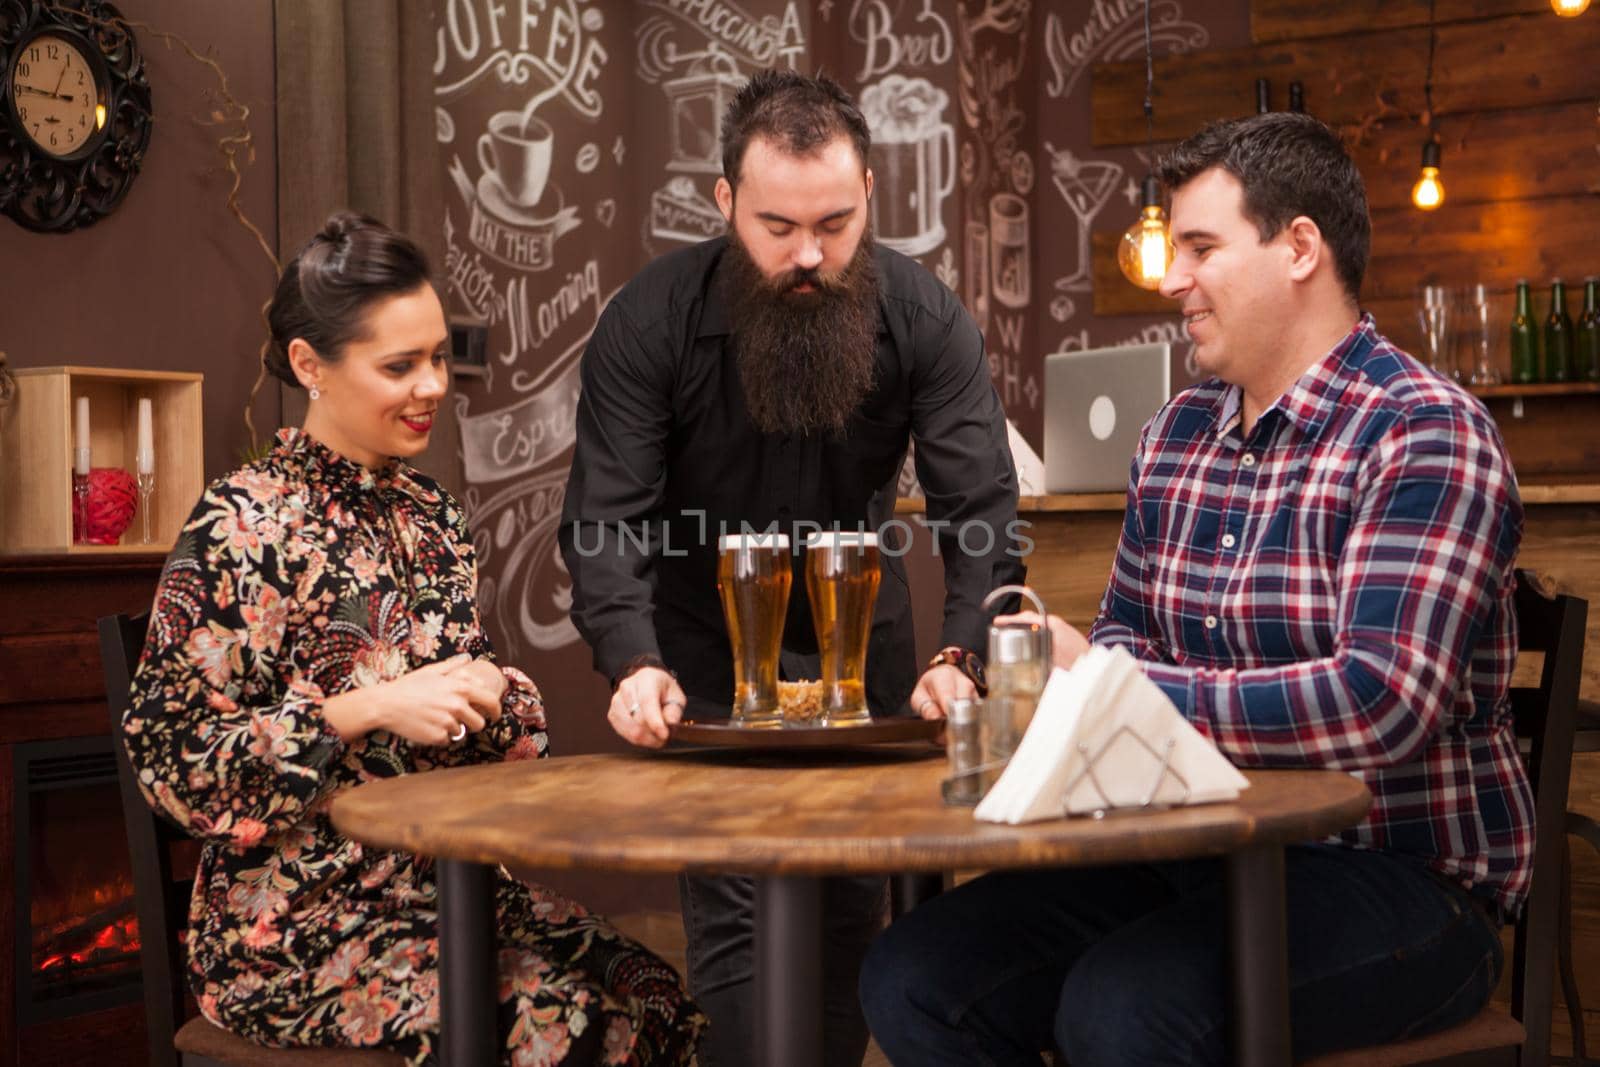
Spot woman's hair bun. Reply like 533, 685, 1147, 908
262, 212, 434, 387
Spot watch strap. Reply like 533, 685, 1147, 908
927, 645, 987, 696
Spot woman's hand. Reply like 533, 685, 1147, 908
446, 657, 507, 723
322, 653, 489, 745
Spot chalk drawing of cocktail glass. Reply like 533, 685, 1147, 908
1048, 144, 1124, 293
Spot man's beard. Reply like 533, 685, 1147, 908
723, 225, 881, 437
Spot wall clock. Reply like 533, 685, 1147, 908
0, 0, 152, 233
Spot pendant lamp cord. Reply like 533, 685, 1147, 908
1423, 0, 1437, 133
1143, 0, 1155, 157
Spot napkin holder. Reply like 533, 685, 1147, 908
973, 646, 1248, 825
1060, 724, 1189, 818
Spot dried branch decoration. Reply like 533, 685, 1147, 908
76, 11, 281, 451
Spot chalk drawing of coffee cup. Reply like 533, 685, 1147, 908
478, 110, 554, 210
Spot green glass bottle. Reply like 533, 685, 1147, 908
1509, 280, 1538, 384
1544, 279, 1573, 382
1577, 277, 1600, 383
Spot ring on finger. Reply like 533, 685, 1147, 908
627, 701, 641, 718
917, 697, 936, 716
449, 722, 467, 742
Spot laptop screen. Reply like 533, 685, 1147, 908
1043, 342, 1172, 493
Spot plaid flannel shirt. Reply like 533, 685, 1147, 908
1088, 314, 1534, 913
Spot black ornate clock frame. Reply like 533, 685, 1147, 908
0, 0, 151, 233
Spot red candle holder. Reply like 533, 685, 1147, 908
80, 467, 139, 545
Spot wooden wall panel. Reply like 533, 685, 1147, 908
1367, 196, 1596, 303
1091, 14, 1600, 147
1252, 0, 1547, 43
1355, 100, 1600, 213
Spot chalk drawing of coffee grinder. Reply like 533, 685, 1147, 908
650, 46, 745, 244
860, 75, 955, 258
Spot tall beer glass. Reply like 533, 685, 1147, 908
805, 531, 880, 725
717, 533, 791, 727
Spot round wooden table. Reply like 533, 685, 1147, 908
331, 746, 1371, 1067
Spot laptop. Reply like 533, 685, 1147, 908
1043, 342, 1171, 493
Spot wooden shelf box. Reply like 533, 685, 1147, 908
0, 366, 204, 556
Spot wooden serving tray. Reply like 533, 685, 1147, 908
668, 716, 941, 749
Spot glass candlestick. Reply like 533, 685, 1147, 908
72, 445, 92, 544
72, 472, 91, 543
137, 469, 156, 544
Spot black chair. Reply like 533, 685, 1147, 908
1305, 568, 1588, 1066
1556, 698, 1600, 1065
99, 612, 406, 1067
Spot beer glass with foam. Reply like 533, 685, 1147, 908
717, 533, 791, 727
805, 531, 880, 725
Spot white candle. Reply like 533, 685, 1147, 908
74, 396, 90, 475
136, 398, 155, 475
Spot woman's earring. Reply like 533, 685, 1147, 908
308, 385, 320, 401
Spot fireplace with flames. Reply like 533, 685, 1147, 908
12, 737, 145, 1027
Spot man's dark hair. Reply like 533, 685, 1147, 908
720, 69, 871, 191
1156, 112, 1370, 302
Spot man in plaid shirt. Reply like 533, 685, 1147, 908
861, 113, 1533, 1065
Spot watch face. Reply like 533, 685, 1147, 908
10, 33, 104, 159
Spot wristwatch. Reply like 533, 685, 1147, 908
927, 645, 987, 695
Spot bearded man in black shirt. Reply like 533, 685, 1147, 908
559, 69, 1023, 1067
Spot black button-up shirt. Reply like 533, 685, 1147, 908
559, 237, 1023, 718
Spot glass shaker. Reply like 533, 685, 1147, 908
978, 585, 1053, 791
941, 697, 983, 806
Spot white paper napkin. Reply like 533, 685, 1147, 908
974, 646, 1249, 824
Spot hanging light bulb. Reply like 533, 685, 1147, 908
1117, 0, 1170, 290
1119, 175, 1173, 289
1411, 139, 1444, 210
1410, 0, 1445, 212
1551, 0, 1590, 16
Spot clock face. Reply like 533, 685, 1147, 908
10, 33, 104, 159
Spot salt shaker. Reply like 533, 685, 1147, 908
941, 696, 983, 806
978, 585, 1053, 788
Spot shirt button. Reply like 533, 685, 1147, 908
1221, 533, 1236, 549
1204, 614, 1218, 630
1240, 453, 1257, 468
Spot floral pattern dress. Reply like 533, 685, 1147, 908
125, 428, 704, 1066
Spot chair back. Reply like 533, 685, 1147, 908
1506, 568, 1587, 1065
99, 611, 191, 1067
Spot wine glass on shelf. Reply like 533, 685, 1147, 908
1416, 284, 1456, 381
1461, 284, 1503, 387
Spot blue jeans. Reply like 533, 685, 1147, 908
679, 872, 887, 1067
859, 844, 1502, 1066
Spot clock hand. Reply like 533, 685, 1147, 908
17, 85, 76, 103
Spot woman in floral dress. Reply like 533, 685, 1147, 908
125, 213, 704, 1065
